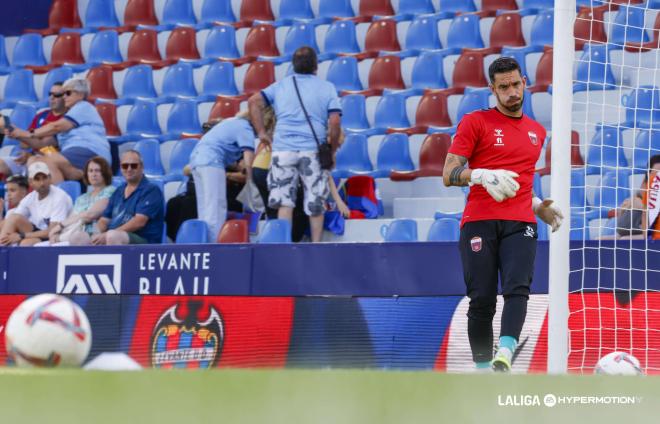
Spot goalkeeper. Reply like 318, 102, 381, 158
442, 57, 563, 372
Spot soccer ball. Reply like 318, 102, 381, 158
594, 351, 643, 376
5, 294, 92, 367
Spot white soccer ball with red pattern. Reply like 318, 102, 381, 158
5, 294, 92, 367
594, 351, 643, 376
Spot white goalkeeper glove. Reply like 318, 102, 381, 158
533, 197, 564, 232
470, 169, 520, 202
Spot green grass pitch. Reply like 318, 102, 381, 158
0, 368, 657, 424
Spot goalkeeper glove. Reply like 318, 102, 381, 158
533, 197, 564, 232
470, 169, 520, 202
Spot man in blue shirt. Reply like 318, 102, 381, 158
92, 150, 164, 245
248, 46, 342, 242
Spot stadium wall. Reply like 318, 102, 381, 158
0, 0, 51, 36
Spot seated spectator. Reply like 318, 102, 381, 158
0, 82, 66, 179
615, 154, 660, 239
92, 150, 164, 245
0, 162, 72, 246
8, 78, 111, 184
46, 156, 116, 245
0, 175, 29, 227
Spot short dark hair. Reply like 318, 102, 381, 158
52, 81, 64, 87
83, 156, 113, 186
5, 174, 28, 189
292, 46, 317, 75
488, 57, 522, 83
650, 154, 660, 170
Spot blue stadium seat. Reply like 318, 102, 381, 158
200, 0, 236, 24
175, 219, 209, 243
398, 0, 436, 14
283, 22, 321, 57
591, 170, 631, 218
164, 98, 201, 139
622, 86, 660, 129
574, 44, 616, 91
87, 30, 123, 65
610, 6, 648, 46
632, 130, 660, 170
440, 0, 476, 12
12, 34, 47, 67
340, 94, 370, 130
162, 0, 198, 27
134, 138, 165, 176
326, 56, 362, 91
122, 64, 158, 100
455, 87, 490, 124
3, 102, 37, 146
570, 215, 587, 240
501, 46, 540, 82
586, 125, 627, 175
58, 181, 82, 203
570, 169, 588, 209
323, 20, 360, 54
522, 89, 536, 121
166, 138, 198, 180
124, 100, 162, 140
84, 0, 120, 28
373, 92, 410, 131
40, 65, 74, 101
529, 10, 553, 47
203, 25, 240, 59
434, 211, 462, 221
333, 133, 373, 178
410, 50, 448, 91
258, 219, 292, 243
1, 69, 38, 108
279, 0, 315, 22
381, 219, 418, 242
446, 14, 483, 49
522, 0, 554, 8
427, 218, 460, 241
161, 61, 198, 100
404, 15, 442, 52
373, 133, 415, 177
0, 35, 12, 74
200, 61, 239, 99
318, 0, 354, 18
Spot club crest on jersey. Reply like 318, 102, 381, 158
524, 226, 535, 238
470, 236, 482, 252
528, 131, 538, 145
494, 129, 504, 146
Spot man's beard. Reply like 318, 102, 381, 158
501, 98, 523, 113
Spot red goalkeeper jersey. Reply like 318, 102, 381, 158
448, 108, 546, 226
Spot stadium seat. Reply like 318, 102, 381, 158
570, 169, 588, 209
390, 133, 450, 180
200, 61, 239, 98
451, 50, 492, 88
481, 0, 518, 12
574, 5, 610, 50
199, 0, 235, 23
586, 125, 628, 175
323, 20, 360, 55
318, 0, 355, 18
455, 87, 490, 123
161, 61, 197, 99
217, 219, 249, 243
84, 0, 120, 28
121, 64, 158, 99
0, 69, 38, 108
58, 181, 82, 203
410, 50, 448, 91
373, 133, 415, 177
500, 46, 537, 83
591, 170, 632, 218
367, 55, 406, 92
570, 215, 587, 240
134, 138, 165, 176
2, 103, 38, 145
610, 6, 648, 47
426, 218, 460, 241
490, 13, 526, 48
439, 0, 476, 13
165, 27, 200, 62
624, 11, 660, 51
529, 10, 553, 48
240, 0, 275, 24
164, 98, 201, 139
632, 130, 660, 170
30, 32, 86, 72
360, 0, 394, 17
208, 96, 242, 120
124, 100, 162, 139
257, 219, 292, 243
166, 138, 198, 178
404, 15, 442, 52
340, 94, 371, 130
574, 44, 616, 91
39, 65, 74, 101
407, 89, 457, 133
334, 133, 373, 177
537, 132, 584, 176
398, 0, 436, 15
126, 29, 165, 65
0, 35, 10, 74
622, 86, 660, 129
522, 0, 554, 8
528, 47, 553, 92
96, 103, 122, 136
446, 14, 483, 49
87, 30, 124, 65
162, 0, 197, 27
373, 92, 410, 131
365, 19, 401, 53
327, 56, 362, 92
283, 21, 321, 57
86, 65, 118, 102
26, 0, 81, 35
11, 34, 47, 68
202, 25, 240, 59
176, 219, 209, 243
242, 61, 275, 94
279, 0, 315, 22
244, 24, 280, 58
123, 0, 159, 29
381, 219, 418, 242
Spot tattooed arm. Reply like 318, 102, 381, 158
442, 153, 471, 187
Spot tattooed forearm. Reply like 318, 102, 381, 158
443, 153, 470, 187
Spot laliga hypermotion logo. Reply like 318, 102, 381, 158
150, 301, 224, 369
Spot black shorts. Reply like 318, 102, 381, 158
458, 220, 537, 306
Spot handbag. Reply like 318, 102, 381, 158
236, 179, 265, 212
292, 76, 334, 170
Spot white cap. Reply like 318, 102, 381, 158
28, 162, 51, 179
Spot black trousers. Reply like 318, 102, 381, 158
458, 220, 538, 362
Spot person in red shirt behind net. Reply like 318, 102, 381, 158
442, 57, 564, 372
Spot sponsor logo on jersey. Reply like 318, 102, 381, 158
470, 236, 482, 252
528, 131, 538, 145
56, 254, 122, 294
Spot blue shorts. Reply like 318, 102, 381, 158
62, 147, 98, 170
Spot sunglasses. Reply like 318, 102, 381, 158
49, 92, 64, 98
120, 163, 140, 170
64, 90, 77, 97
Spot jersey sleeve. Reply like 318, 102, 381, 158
448, 113, 483, 159
327, 85, 342, 115
63, 102, 86, 127
260, 81, 277, 106
237, 123, 256, 152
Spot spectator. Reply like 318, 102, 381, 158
0, 175, 29, 226
188, 109, 275, 241
8, 78, 111, 184
0, 82, 67, 179
615, 154, 660, 239
92, 150, 164, 245
248, 46, 342, 242
0, 162, 72, 246
46, 156, 116, 245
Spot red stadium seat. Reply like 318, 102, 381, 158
490, 13, 526, 48
240, 0, 275, 24
26, 0, 82, 35
359, 0, 394, 17
217, 219, 249, 243
364, 19, 401, 54
123, 0, 159, 29
387, 87, 462, 135
86, 65, 117, 102
481, 0, 518, 12
574, 5, 614, 50
390, 133, 451, 181
116, 29, 175, 68
528, 47, 553, 92
165, 27, 200, 61
369, 55, 405, 92
452, 49, 499, 88
536, 132, 585, 176
95, 102, 121, 136
26, 32, 85, 73
243, 61, 275, 95
244, 24, 280, 58
209, 96, 243, 120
